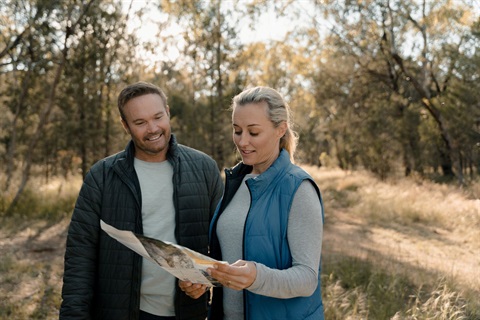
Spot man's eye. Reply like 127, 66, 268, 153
250, 132, 259, 136
234, 131, 241, 135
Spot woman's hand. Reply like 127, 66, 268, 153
178, 280, 209, 299
208, 260, 257, 290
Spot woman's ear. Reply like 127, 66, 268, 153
277, 121, 287, 139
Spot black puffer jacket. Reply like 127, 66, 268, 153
60, 135, 224, 320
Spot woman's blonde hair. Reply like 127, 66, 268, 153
232, 86, 298, 161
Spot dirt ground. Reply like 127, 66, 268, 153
0, 218, 69, 318
323, 209, 480, 296
1, 210, 479, 318
0, 170, 479, 318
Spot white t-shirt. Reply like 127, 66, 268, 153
135, 158, 176, 317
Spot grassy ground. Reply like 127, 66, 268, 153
0, 168, 479, 319
311, 166, 480, 319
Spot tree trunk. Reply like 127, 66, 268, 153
421, 98, 463, 184
6, 0, 95, 214
5, 66, 32, 191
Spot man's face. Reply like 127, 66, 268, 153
121, 93, 171, 162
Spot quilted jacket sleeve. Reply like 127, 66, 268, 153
208, 160, 224, 221
60, 164, 103, 319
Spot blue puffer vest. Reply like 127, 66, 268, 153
209, 149, 324, 320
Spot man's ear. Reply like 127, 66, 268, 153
165, 105, 170, 117
121, 118, 130, 134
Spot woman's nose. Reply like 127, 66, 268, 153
238, 133, 249, 146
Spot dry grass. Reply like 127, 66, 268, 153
1, 168, 479, 319
400, 281, 470, 320
307, 166, 479, 232
1, 174, 82, 221
0, 174, 80, 319
303, 165, 480, 319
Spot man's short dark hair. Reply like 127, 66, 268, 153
117, 82, 168, 120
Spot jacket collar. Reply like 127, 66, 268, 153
166, 133, 179, 162
123, 133, 178, 165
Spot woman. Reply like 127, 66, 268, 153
181, 86, 324, 320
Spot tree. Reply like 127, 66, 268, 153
58, 1, 137, 177
158, 0, 242, 168
9, 0, 96, 213
310, 0, 479, 183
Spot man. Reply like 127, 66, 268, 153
60, 82, 224, 320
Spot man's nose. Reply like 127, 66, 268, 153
146, 121, 156, 132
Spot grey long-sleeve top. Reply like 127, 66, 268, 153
216, 174, 323, 320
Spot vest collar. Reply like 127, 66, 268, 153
245, 149, 291, 200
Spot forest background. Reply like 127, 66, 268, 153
0, 0, 479, 319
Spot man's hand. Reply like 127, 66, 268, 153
178, 280, 209, 299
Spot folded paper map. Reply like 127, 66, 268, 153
100, 220, 225, 286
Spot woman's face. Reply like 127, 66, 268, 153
232, 102, 286, 174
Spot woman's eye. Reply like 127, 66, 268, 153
234, 131, 241, 135
250, 132, 259, 136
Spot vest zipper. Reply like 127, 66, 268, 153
242, 180, 253, 320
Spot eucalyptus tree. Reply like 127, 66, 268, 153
0, 0, 64, 190
237, 38, 331, 166
57, 0, 138, 178
310, 0, 478, 183
1, 0, 98, 214
157, 0, 243, 168
443, 16, 480, 177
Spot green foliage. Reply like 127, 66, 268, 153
0, 181, 78, 222
1, 187, 75, 221
0, 254, 14, 274
1, 0, 479, 186
309, 0, 480, 182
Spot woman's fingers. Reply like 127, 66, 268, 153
208, 260, 257, 290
